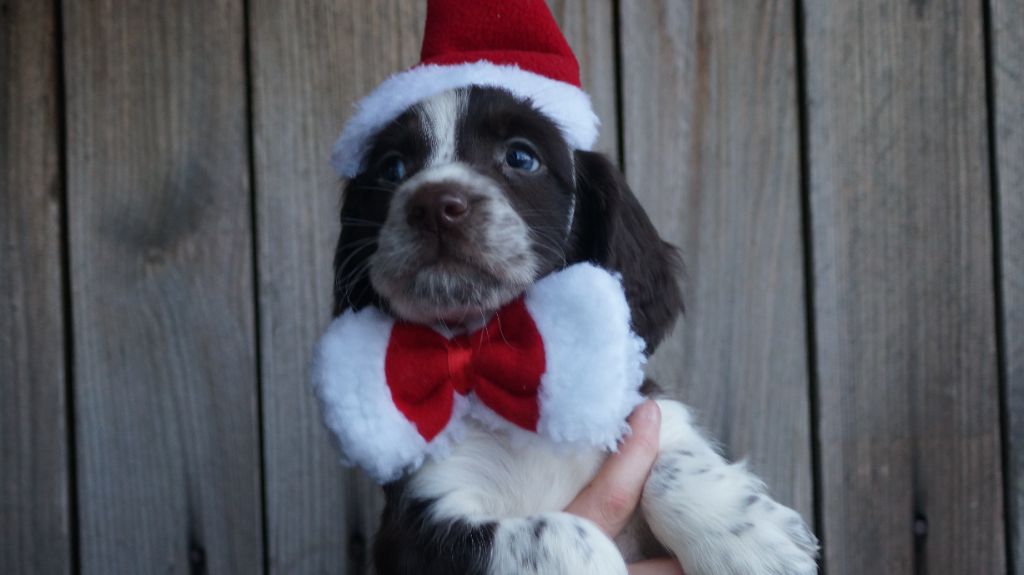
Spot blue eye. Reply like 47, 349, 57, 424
380, 155, 406, 183
505, 145, 541, 172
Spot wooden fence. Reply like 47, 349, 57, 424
2, 0, 1021, 573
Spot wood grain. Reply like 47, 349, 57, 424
803, 0, 1005, 572
62, 0, 263, 572
547, 0, 620, 160
0, 1, 70, 573
991, 0, 1024, 570
249, 2, 425, 573
618, 0, 814, 522
249, 1, 621, 573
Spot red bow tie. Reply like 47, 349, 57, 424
384, 298, 546, 441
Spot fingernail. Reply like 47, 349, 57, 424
638, 401, 660, 424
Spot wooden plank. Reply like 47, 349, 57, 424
618, 1, 814, 522
0, 1, 70, 573
547, 0, 620, 159
249, 3, 425, 573
991, 0, 1024, 569
62, 1, 263, 572
803, 0, 1005, 572
250, 1, 620, 573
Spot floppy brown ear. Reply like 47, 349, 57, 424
571, 150, 683, 354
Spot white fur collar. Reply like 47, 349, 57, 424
311, 263, 646, 483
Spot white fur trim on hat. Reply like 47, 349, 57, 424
526, 263, 647, 450
331, 61, 600, 178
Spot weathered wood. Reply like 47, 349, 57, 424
992, 0, 1024, 570
618, 0, 814, 523
547, 0, 620, 159
0, 1, 70, 573
249, 2, 425, 573
803, 0, 1005, 572
62, 1, 263, 572
250, 1, 620, 573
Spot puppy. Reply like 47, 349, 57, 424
330, 86, 818, 574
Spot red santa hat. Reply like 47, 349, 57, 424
331, 0, 600, 178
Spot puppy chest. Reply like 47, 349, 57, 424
411, 423, 607, 519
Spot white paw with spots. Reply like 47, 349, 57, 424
489, 512, 627, 575
642, 400, 819, 574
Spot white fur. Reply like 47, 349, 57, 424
489, 512, 628, 575
401, 400, 817, 574
411, 421, 625, 574
412, 419, 604, 522
527, 264, 646, 449
312, 264, 647, 484
417, 91, 467, 166
642, 400, 819, 574
332, 61, 600, 177
310, 306, 468, 483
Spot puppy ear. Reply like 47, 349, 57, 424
331, 180, 389, 316
572, 150, 683, 353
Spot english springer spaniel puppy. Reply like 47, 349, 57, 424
330, 87, 818, 574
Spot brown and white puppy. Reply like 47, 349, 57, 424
332, 86, 818, 575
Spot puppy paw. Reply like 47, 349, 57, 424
489, 512, 627, 575
712, 493, 818, 575
643, 400, 818, 574
646, 471, 818, 575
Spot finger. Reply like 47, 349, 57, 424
565, 400, 661, 537
627, 558, 686, 575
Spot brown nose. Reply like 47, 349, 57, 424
407, 185, 470, 232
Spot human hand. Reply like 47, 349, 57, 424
564, 401, 685, 575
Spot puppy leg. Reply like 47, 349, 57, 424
376, 499, 626, 575
489, 511, 627, 575
642, 400, 818, 575
377, 483, 627, 575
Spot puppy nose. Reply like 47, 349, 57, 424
407, 185, 471, 232
437, 192, 469, 223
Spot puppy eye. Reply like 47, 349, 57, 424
504, 144, 541, 172
379, 154, 407, 183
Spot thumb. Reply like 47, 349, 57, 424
565, 401, 661, 538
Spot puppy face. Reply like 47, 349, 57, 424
334, 87, 682, 351
360, 88, 575, 324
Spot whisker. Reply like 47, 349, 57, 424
339, 216, 385, 226
346, 280, 375, 311
339, 223, 384, 231
494, 307, 511, 347
529, 234, 568, 267
334, 242, 378, 283
354, 184, 400, 194
337, 259, 374, 294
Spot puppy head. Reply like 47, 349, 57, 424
333, 87, 682, 352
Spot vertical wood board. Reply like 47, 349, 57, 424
548, 0, 620, 160
0, 0, 70, 572
619, 0, 814, 520
250, 2, 426, 572
991, 0, 1024, 570
803, 0, 1005, 572
62, 0, 263, 572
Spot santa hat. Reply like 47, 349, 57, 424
331, 0, 600, 178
